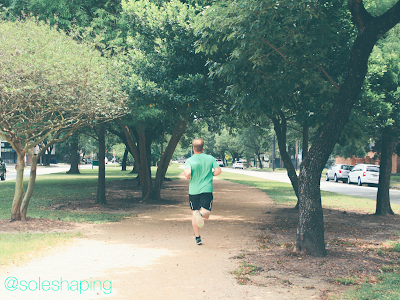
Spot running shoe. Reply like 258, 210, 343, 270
194, 210, 204, 227
195, 236, 202, 245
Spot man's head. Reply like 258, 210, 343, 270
192, 138, 204, 153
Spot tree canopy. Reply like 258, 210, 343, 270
0, 19, 127, 220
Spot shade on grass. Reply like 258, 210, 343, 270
0, 163, 183, 223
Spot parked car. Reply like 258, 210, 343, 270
0, 157, 6, 181
348, 164, 380, 186
232, 161, 244, 169
216, 159, 224, 167
325, 164, 353, 183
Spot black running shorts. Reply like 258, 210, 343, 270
189, 193, 213, 211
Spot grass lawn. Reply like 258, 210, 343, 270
0, 232, 81, 268
218, 171, 400, 214
0, 163, 183, 223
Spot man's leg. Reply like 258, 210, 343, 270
192, 212, 203, 245
192, 213, 200, 236
193, 210, 204, 227
199, 207, 210, 220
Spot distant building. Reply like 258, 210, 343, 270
0, 141, 17, 163
335, 151, 399, 174
0, 141, 56, 165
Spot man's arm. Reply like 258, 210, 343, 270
184, 168, 191, 179
213, 167, 222, 176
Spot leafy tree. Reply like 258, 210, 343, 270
294, 1, 400, 256
117, 0, 222, 201
0, 19, 127, 220
195, 0, 400, 256
194, 0, 353, 209
363, 23, 400, 215
237, 123, 271, 168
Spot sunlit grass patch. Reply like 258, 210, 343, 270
218, 171, 400, 214
0, 232, 81, 268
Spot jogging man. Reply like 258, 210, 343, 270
184, 138, 221, 245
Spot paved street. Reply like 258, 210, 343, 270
223, 167, 400, 205
0, 164, 92, 182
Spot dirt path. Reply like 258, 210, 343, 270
0, 177, 304, 299
4, 175, 398, 299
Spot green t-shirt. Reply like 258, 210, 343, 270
185, 153, 219, 195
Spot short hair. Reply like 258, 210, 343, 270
192, 138, 204, 152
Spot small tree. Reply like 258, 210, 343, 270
0, 19, 127, 221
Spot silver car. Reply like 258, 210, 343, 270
348, 164, 380, 186
325, 164, 353, 183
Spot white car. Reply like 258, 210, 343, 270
232, 161, 244, 169
325, 164, 353, 183
348, 164, 380, 186
216, 159, 224, 167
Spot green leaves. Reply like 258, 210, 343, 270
0, 19, 127, 151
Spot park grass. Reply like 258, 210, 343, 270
0, 232, 81, 268
344, 271, 400, 300
343, 232, 400, 300
0, 163, 183, 223
218, 171, 400, 214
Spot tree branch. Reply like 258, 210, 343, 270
260, 37, 340, 91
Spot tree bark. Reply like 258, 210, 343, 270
11, 153, 25, 221
257, 153, 263, 169
67, 134, 80, 174
271, 112, 300, 203
296, 1, 400, 256
302, 125, 309, 161
296, 168, 326, 256
96, 125, 107, 204
295, 125, 309, 210
12, 130, 75, 221
116, 120, 153, 199
122, 148, 128, 171
376, 127, 394, 215
153, 116, 189, 201
21, 151, 39, 221
136, 126, 152, 200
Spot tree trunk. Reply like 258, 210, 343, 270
271, 112, 300, 203
122, 148, 128, 171
257, 153, 263, 169
137, 126, 152, 200
296, 1, 400, 256
296, 168, 326, 256
67, 134, 80, 174
295, 125, 309, 210
302, 125, 309, 160
96, 125, 107, 204
271, 136, 276, 171
21, 152, 39, 221
153, 116, 189, 201
376, 128, 394, 215
11, 153, 25, 221
42, 147, 51, 166
116, 119, 152, 197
